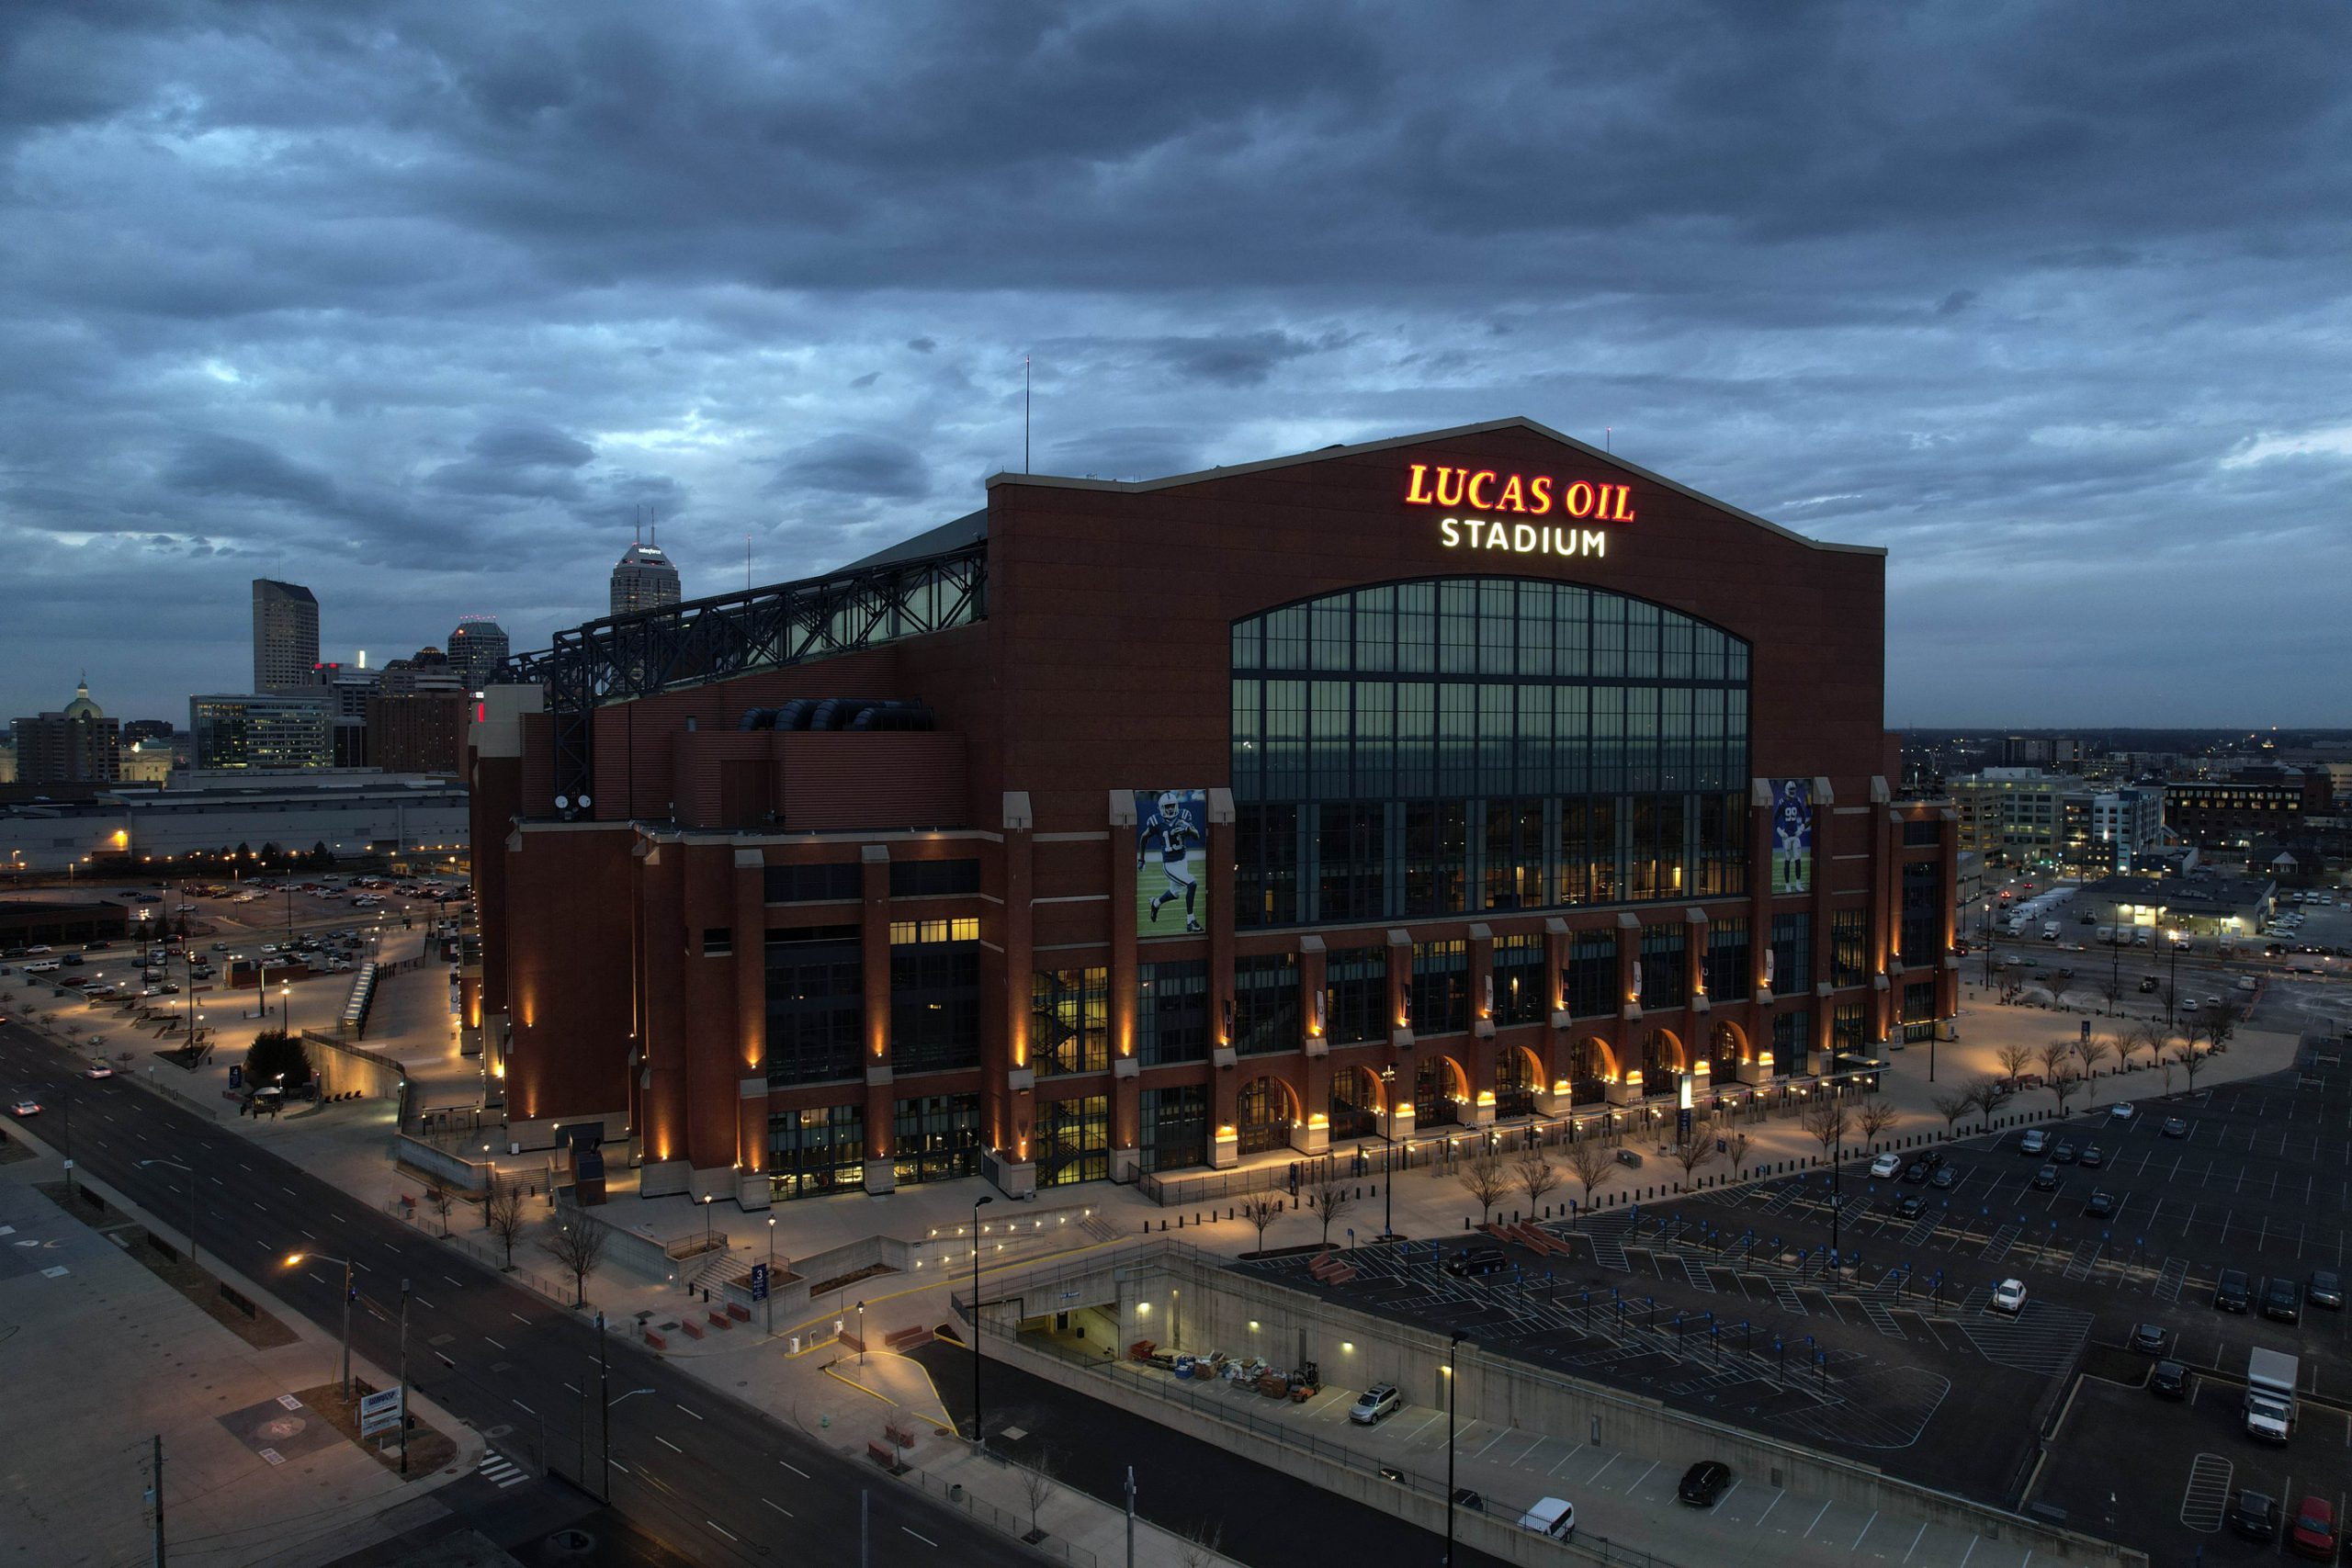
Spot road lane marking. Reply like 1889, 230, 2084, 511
413, 1295, 435, 1310
514, 1400, 535, 1415
307, 1272, 324, 1285
300, 1229, 315, 1239
281, 1186, 297, 1196
443, 1274, 461, 1286
484, 1336, 505, 1350
435, 1353, 454, 1368
764, 1499, 793, 1517
511, 1312, 530, 1325
658, 1436, 683, 1452
780, 1461, 808, 1477
565, 1383, 580, 1394
902, 1528, 937, 1547
677, 1404, 703, 1420
706, 1521, 738, 1542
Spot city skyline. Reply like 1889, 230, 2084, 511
4, 3, 2350, 727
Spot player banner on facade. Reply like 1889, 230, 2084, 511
1770, 778, 1814, 896
1135, 789, 1208, 936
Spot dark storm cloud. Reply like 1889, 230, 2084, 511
3, 0, 2351, 725
767, 434, 932, 502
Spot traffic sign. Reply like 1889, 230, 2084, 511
358, 1387, 402, 1437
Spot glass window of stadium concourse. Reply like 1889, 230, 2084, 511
763, 926, 864, 1087
1232, 578, 1750, 930
1038, 1095, 1109, 1187
768, 1104, 864, 1199
1138, 960, 1211, 1066
892, 1094, 980, 1185
1031, 966, 1108, 1077
1233, 953, 1300, 1054
1560, 929, 1615, 1019
1493, 933, 1547, 1026
1140, 1084, 1208, 1173
889, 920, 980, 1075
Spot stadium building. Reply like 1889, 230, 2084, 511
470, 419, 1956, 1210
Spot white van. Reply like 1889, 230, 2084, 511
2041, 921, 2062, 941
1518, 1496, 1576, 1540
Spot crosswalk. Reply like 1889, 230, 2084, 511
477, 1450, 527, 1489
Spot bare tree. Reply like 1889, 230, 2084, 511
1724, 1132, 1752, 1179
2098, 962, 2129, 1018
543, 1215, 609, 1307
1996, 1043, 2034, 1086
2035, 1040, 2072, 1089
485, 1182, 527, 1269
2175, 1043, 2204, 1095
1668, 1131, 1720, 1189
1516, 1149, 1562, 1214
1965, 1075, 2005, 1127
1856, 1101, 1900, 1147
1019, 1458, 1057, 1543
1564, 1138, 1616, 1211
1458, 1147, 1512, 1224
2206, 1004, 2241, 1055
1929, 1089, 1973, 1136
1305, 1175, 1353, 1247
425, 1185, 456, 1238
2111, 1021, 2149, 1074
1238, 1193, 1284, 1255
2074, 1037, 2113, 1107
2154, 977, 2182, 1028
1178, 1518, 1227, 1568
2048, 1070, 2079, 1116
1800, 1099, 1850, 1165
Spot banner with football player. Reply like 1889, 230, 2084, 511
1135, 789, 1209, 935
1769, 779, 1814, 896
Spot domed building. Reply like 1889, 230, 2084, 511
610, 535, 683, 617
9, 676, 122, 784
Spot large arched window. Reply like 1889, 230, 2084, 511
1231, 577, 1750, 928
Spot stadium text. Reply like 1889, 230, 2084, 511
1438, 517, 1608, 558
1402, 463, 1635, 522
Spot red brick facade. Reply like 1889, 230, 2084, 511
469, 419, 1956, 1209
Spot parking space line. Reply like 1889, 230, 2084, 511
1801, 1499, 1832, 1539
1546, 1442, 1588, 1476
1587, 1452, 1621, 1486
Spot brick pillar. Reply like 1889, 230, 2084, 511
638, 841, 691, 1197
859, 845, 896, 1195
1001, 794, 1039, 1192
1108, 791, 1142, 1176
1747, 781, 1779, 1083
1466, 923, 1498, 1122
734, 849, 770, 1210
1871, 777, 1895, 1045
1611, 911, 1643, 1103
1810, 776, 1838, 1076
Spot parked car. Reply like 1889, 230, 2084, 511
2019, 1129, 2048, 1156
2214, 1269, 2251, 1313
1895, 1194, 1927, 1219
2129, 1323, 2166, 1354
2308, 1269, 2343, 1310
1445, 1247, 1510, 1280
2051, 1140, 2077, 1165
2162, 1117, 2189, 1139
2263, 1277, 2301, 1324
2031, 1165, 2060, 1191
1869, 1153, 1902, 1179
1450, 1487, 1484, 1513
2085, 1190, 2117, 1218
1677, 1461, 1732, 1507
1516, 1497, 1575, 1540
2289, 1495, 2336, 1561
2149, 1359, 2188, 1399
1901, 1163, 1928, 1185
1991, 1278, 2028, 1314
1930, 1166, 1958, 1190
1351, 1384, 1401, 1425
2231, 1489, 2279, 1543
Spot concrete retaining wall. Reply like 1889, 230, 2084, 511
994, 1245, 2141, 1567
392, 1132, 486, 1194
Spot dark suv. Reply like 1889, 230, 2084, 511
2263, 1276, 2301, 1324
2215, 1269, 2251, 1313
1445, 1247, 1509, 1279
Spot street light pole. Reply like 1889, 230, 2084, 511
970, 1193, 993, 1450
399, 1280, 411, 1474
282, 1252, 354, 1402
1444, 1330, 1465, 1567
765, 1216, 775, 1336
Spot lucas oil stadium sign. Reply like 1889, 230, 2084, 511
1402, 461, 1630, 558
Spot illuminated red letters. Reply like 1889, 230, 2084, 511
1403, 463, 1633, 524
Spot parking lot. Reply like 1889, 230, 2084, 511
1242, 1030, 2352, 1562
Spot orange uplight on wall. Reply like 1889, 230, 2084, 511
1624, 1068, 1644, 1087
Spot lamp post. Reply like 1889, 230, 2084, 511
284, 1251, 355, 1402
765, 1216, 776, 1336
970, 1193, 994, 1450
857, 1301, 867, 1368
1378, 1065, 1399, 1241
137, 1158, 198, 1267
1444, 1329, 1465, 1567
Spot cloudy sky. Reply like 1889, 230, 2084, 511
3, 0, 2347, 728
